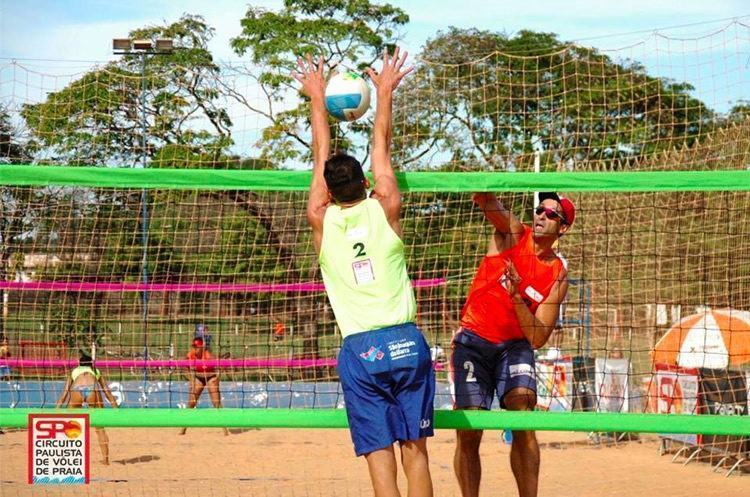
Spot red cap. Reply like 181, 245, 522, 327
192, 338, 205, 347
538, 192, 575, 226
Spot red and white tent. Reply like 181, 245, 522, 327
652, 309, 750, 369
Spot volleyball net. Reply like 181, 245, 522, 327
1, 167, 749, 437
1, 19, 749, 438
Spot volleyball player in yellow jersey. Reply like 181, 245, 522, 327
56, 353, 119, 465
294, 48, 435, 497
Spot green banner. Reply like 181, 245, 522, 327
2, 408, 748, 434
1, 165, 749, 192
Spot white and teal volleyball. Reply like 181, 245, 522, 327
324, 71, 371, 121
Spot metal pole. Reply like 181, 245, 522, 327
533, 150, 540, 206
139, 52, 150, 401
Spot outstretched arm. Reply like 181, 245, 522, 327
98, 376, 119, 408
365, 47, 413, 235
55, 377, 72, 408
473, 193, 525, 254
505, 261, 569, 349
293, 55, 330, 253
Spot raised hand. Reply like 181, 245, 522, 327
292, 54, 326, 100
366, 46, 413, 94
472, 192, 496, 208
502, 258, 523, 299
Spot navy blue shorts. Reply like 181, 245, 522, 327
338, 323, 435, 456
451, 329, 536, 410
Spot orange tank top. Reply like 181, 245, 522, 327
187, 349, 215, 374
460, 226, 564, 344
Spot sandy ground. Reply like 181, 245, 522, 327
1, 427, 747, 497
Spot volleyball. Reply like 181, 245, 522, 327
324, 71, 371, 121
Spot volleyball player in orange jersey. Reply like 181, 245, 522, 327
179, 336, 229, 436
452, 192, 574, 497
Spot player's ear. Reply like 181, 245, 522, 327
558, 223, 570, 237
364, 178, 371, 190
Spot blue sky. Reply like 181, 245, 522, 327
2, 0, 747, 61
1, 0, 748, 113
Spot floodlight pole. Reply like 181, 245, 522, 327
113, 38, 173, 402
138, 51, 149, 394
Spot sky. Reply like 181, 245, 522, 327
1, 1, 748, 93
1, 1, 748, 63
0, 0, 748, 153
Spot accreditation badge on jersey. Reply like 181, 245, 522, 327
352, 259, 375, 285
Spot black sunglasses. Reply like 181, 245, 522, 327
534, 206, 567, 224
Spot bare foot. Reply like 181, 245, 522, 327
223, 428, 230, 436
101, 459, 110, 466
178, 428, 187, 436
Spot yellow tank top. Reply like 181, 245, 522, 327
71, 366, 100, 382
319, 198, 416, 338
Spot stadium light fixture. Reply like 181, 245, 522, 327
112, 37, 175, 54
155, 39, 174, 52
112, 38, 131, 52
132, 39, 153, 51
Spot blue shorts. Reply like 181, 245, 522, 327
451, 329, 536, 410
338, 323, 435, 456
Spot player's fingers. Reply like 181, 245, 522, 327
395, 65, 413, 83
395, 49, 407, 69
509, 265, 520, 280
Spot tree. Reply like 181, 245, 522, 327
13, 17, 242, 352
393, 28, 715, 171
21, 14, 232, 168
228, 0, 409, 167
0, 105, 30, 164
0, 105, 33, 338
727, 100, 750, 125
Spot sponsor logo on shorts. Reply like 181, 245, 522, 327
388, 340, 417, 360
509, 363, 535, 378
360, 346, 385, 362
420, 419, 431, 429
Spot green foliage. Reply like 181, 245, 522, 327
0, 105, 31, 164
21, 14, 232, 167
49, 304, 107, 350
1, 106, 36, 336
396, 28, 714, 171
727, 100, 750, 124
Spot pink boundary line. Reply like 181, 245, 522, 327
1, 358, 445, 371
0, 278, 446, 293
3, 358, 334, 369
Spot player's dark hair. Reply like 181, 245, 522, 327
324, 153, 367, 203
78, 352, 100, 376
79, 353, 93, 367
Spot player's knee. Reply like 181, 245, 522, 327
503, 388, 536, 411
400, 440, 429, 469
401, 437, 428, 453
